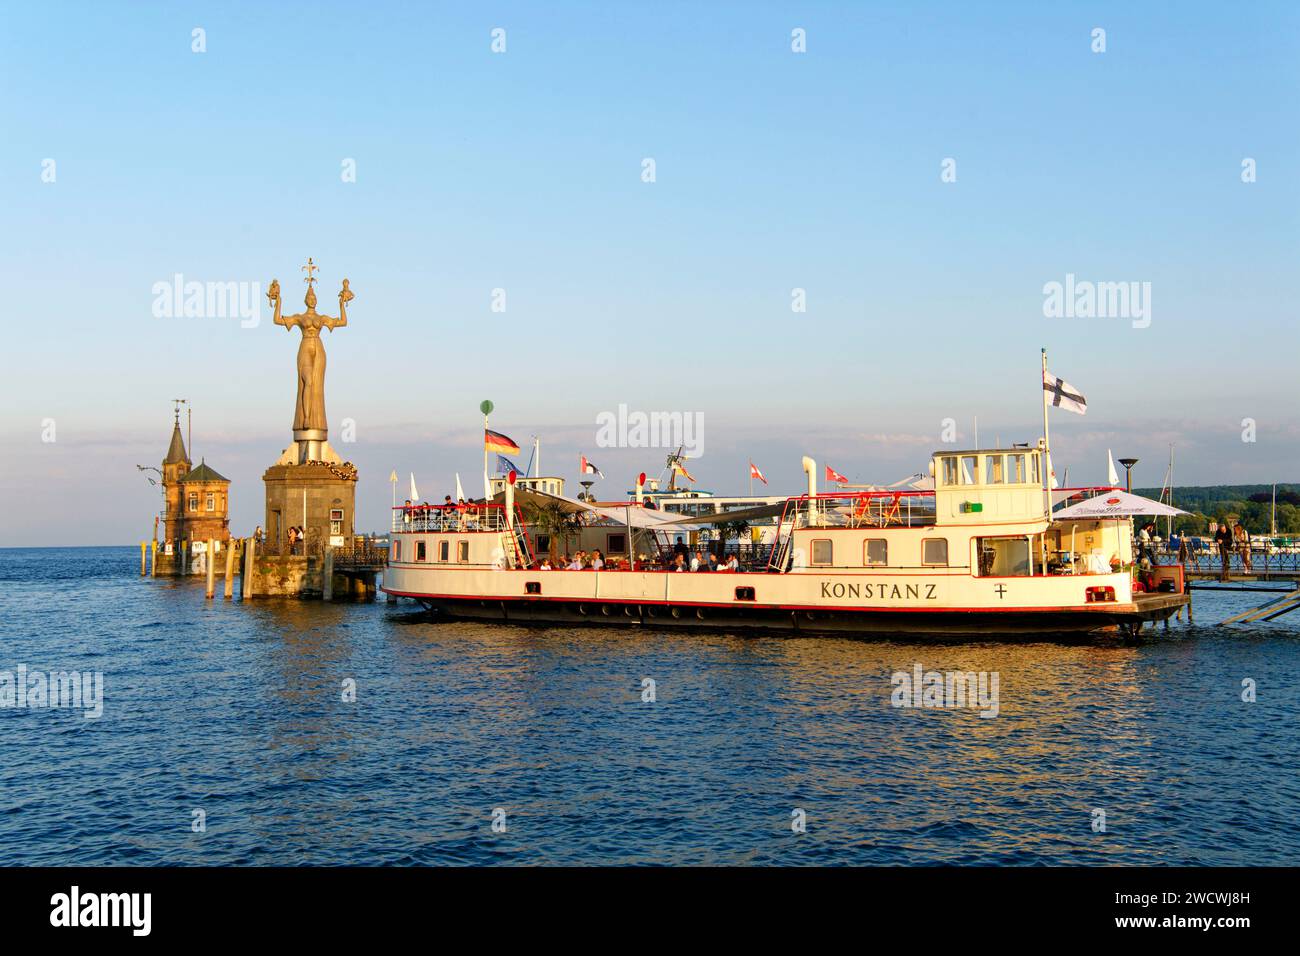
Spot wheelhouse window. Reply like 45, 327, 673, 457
922, 538, 949, 566
940, 456, 959, 487
1009, 454, 1027, 483
984, 455, 1005, 484
457, 540, 470, 563
960, 456, 978, 485
811, 539, 833, 566
391, 541, 402, 562
864, 538, 888, 566
415, 541, 427, 562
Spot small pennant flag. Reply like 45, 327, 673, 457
749, 461, 767, 484
579, 455, 604, 478
826, 465, 849, 484
409, 473, 419, 501
1043, 371, 1087, 415
455, 473, 465, 501
485, 429, 521, 454
672, 460, 696, 482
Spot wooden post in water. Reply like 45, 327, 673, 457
181, 539, 189, 576
151, 540, 159, 578
322, 548, 334, 601
205, 539, 216, 599
140, 541, 147, 576
224, 541, 235, 600
244, 537, 256, 599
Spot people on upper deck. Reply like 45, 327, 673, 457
673, 536, 689, 563
725, 554, 739, 572
690, 551, 704, 572
705, 552, 719, 572
567, 553, 584, 570
539, 557, 552, 570
672, 554, 687, 572
591, 550, 605, 571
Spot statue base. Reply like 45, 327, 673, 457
262, 459, 359, 558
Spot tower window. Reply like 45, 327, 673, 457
188, 493, 198, 511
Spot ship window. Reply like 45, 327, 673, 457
960, 456, 978, 485
608, 533, 626, 554
977, 537, 1030, 576
1010, 454, 1027, 483
811, 539, 833, 566
416, 541, 427, 562
1030, 455, 1040, 484
392, 541, 402, 562
864, 538, 888, 566
457, 540, 469, 563
536, 534, 551, 555
525, 581, 542, 595
439, 540, 450, 562
940, 457, 959, 487
985, 455, 1005, 484
922, 538, 949, 566
735, 586, 756, 601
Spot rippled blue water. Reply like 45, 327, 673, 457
1, 546, 1298, 865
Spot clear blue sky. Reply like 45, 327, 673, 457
1, 1, 1297, 545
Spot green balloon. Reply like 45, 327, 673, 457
479, 400, 494, 415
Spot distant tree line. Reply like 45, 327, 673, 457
1134, 484, 1300, 536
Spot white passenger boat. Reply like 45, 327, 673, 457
383, 443, 1190, 637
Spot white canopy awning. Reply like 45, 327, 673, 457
1052, 490, 1188, 519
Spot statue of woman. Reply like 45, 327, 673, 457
266, 277, 351, 434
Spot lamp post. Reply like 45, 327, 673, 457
1118, 458, 1139, 493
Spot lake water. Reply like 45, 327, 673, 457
2, 546, 1297, 865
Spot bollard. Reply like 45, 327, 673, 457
243, 537, 256, 599
206, 539, 216, 599
322, 548, 334, 601
151, 540, 159, 578
224, 540, 235, 600
140, 541, 147, 576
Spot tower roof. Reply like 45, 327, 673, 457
164, 422, 188, 465
180, 460, 229, 484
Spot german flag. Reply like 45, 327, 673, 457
485, 429, 520, 455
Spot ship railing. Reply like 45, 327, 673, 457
392, 503, 522, 534
782, 490, 938, 531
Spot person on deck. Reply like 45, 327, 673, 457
1214, 521, 1233, 582
1235, 522, 1253, 573
591, 550, 605, 571
690, 552, 704, 572
673, 536, 690, 563
725, 554, 740, 572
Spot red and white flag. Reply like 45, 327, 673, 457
749, 461, 767, 485
579, 455, 604, 478
826, 465, 849, 484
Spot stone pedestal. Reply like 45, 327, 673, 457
262, 456, 358, 558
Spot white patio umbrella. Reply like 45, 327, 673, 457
1052, 490, 1188, 519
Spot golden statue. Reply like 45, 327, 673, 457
266, 259, 353, 461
